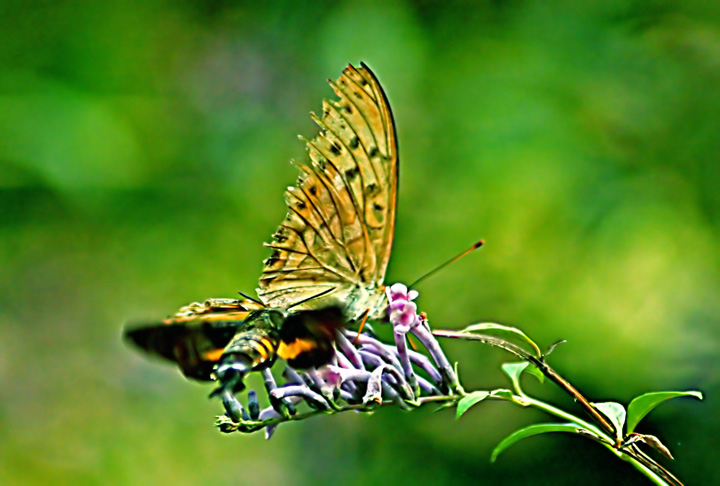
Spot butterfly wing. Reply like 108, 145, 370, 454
257, 63, 398, 318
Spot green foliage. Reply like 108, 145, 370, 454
593, 402, 627, 441
626, 391, 704, 434
491, 423, 589, 463
524, 364, 546, 384
461, 323, 542, 358
502, 362, 531, 396
456, 391, 491, 419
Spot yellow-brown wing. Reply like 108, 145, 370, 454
124, 298, 264, 381
257, 63, 398, 318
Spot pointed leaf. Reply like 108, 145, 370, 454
626, 391, 703, 434
433, 401, 457, 413
593, 402, 626, 440
525, 364, 545, 384
501, 361, 545, 385
491, 389, 515, 401
491, 423, 591, 462
545, 340, 566, 357
461, 322, 542, 357
502, 362, 529, 394
456, 391, 490, 419
639, 434, 674, 460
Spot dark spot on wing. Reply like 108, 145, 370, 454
273, 228, 289, 243
344, 167, 359, 181
265, 250, 283, 267
365, 183, 379, 196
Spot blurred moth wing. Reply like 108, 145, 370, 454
124, 299, 263, 380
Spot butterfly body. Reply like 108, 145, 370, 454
124, 63, 398, 400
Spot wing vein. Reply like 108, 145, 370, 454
285, 204, 355, 281
313, 107, 373, 271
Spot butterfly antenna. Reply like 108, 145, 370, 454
237, 291, 264, 306
286, 287, 335, 310
353, 309, 371, 344
407, 334, 419, 351
409, 239, 485, 289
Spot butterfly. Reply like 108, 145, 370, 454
125, 63, 398, 401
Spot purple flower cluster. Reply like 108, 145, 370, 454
216, 284, 459, 437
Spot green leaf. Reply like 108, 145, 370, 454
502, 362, 529, 394
433, 401, 457, 413
593, 402, 626, 440
626, 391, 703, 434
451, 361, 465, 395
544, 340, 566, 357
461, 322, 542, 357
491, 423, 591, 462
491, 389, 515, 401
524, 363, 545, 384
456, 391, 490, 419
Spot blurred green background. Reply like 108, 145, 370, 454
1, 0, 718, 484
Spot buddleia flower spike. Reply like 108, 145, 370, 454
216, 285, 464, 437
387, 283, 460, 394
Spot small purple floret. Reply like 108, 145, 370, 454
386, 284, 422, 334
